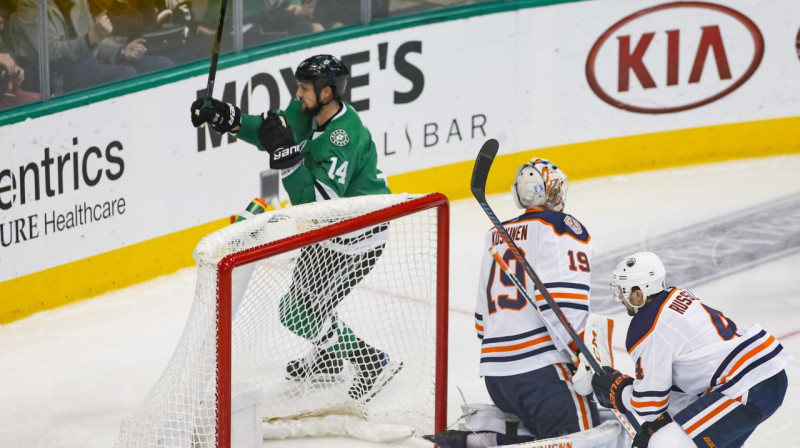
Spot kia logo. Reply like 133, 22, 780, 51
586, 2, 764, 114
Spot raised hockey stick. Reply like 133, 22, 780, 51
204, 0, 229, 102
471, 139, 640, 435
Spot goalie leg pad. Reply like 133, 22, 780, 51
486, 365, 599, 439
461, 403, 534, 438
574, 314, 616, 396
585, 314, 616, 368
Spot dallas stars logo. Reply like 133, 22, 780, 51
330, 129, 349, 147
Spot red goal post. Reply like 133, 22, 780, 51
216, 193, 450, 446
117, 193, 449, 447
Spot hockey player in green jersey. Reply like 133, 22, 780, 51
190, 54, 399, 401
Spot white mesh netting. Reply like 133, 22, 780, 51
117, 194, 444, 447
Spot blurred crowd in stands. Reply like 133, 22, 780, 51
0, 0, 484, 111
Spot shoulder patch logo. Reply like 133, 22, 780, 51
564, 215, 583, 235
330, 129, 349, 147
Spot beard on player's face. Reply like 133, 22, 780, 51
295, 81, 320, 116
301, 99, 322, 116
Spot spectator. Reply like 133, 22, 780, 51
251, 0, 320, 44
9, 0, 174, 94
89, 0, 157, 37
244, 0, 388, 47
313, 0, 388, 30
313, 0, 359, 29
185, 0, 305, 48
94, 0, 218, 64
0, 1, 39, 109
147, 0, 216, 63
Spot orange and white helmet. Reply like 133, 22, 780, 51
511, 158, 568, 211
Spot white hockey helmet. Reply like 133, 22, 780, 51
610, 252, 666, 313
511, 158, 568, 211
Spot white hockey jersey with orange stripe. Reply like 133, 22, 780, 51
622, 287, 790, 421
475, 208, 592, 377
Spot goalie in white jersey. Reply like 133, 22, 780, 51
592, 252, 789, 448
428, 159, 599, 448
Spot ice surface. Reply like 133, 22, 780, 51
2, 155, 799, 447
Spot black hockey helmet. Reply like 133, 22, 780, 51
295, 54, 349, 101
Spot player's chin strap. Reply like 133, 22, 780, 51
622, 295, 644, 315
472, 139, 640, 439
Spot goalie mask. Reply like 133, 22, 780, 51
511, 159, 568, 211
611, 252, 666, 314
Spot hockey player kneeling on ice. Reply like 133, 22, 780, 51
427, 159, 600, 447
592, 252, 790, 448
191, 54, 401, 401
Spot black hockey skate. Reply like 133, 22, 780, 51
422, 430, 470, 448
348, 345, 403, 402
285, 348, 345, 383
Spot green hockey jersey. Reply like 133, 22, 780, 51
236, 100, 390, 205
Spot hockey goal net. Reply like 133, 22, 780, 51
117, 193, 449, 447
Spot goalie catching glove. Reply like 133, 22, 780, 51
257, 111, 304, 170
591, 366, 632, 413
190, 98, 241, 133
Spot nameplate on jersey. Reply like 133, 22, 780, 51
668, 289, 699, 315
492, 224, 528, 246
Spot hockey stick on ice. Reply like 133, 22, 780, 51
471, 139, 640, 435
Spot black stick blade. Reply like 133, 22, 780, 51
470, 139, 499, 201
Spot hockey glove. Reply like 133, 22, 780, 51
591, 366, 633, 413
268, 142, 305, 170
257, 111, 303, 170
190, 98, 241, 133
632, 412, 673, 448
257, 111, 296, 152
190, 98, 206, 127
